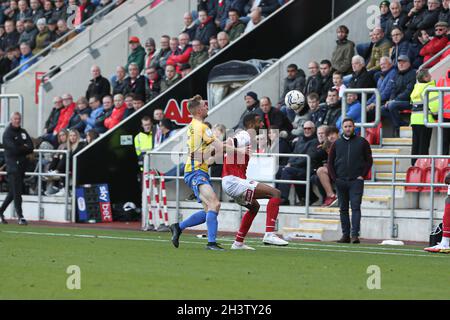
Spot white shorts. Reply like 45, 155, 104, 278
222, 175, 258, 206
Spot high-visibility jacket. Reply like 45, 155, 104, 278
410, 80, 439, 125
436, 74, 450, 120
134, 131, 153, 160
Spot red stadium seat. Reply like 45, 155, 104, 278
414, 158, 432, 169
439, 167, 450, 193
365, 122, 382, 145
435, 158, 450, 170
405, 166, 424, 192
422, 167, 444, 192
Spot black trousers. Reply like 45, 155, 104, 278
411, 125, 433, 166
335, 178, 364, 237
0, 171, 25, 218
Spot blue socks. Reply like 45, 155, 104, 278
179, 210, 206, 230
206, 211, 218, 243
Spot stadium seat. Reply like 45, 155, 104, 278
414, 158, 432, 169
365, 122, 382, 145
405, 166, 424, 192
439, 167, 450, 193
434, 158, 449, 170
422, 167, 444, 192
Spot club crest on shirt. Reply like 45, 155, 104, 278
205, 128, 213, 137
21, 133, 27, 140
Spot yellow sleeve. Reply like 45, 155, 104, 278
134, 135, 141, 156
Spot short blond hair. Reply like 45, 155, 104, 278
187, 94, 203, 114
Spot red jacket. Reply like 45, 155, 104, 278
54, 102, 76, 134
420, 36, 449, 67
166, 46, 193, 73
104, 103, 127, 129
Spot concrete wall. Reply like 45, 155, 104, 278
1, 0, 197, 137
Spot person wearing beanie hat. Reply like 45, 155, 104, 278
33, 17, 50, 55
379, 1, 392, 32
234, 92, 260, 130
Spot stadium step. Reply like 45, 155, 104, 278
362, 196, 391, 209
372, 159, 410, 172
375, 172, 407, 181
382, 138, 412, 146
281, 227, 341, 242
399, 126, 412, 138
371, 148, 401, 154
364, 185, 406, 197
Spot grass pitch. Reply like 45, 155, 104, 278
0, 224, 448, 300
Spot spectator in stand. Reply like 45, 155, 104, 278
347, 55, 377, 89
322, 89, 342, 127
19, 18, 38, 50
417, 0, 442, 37
123, 62, 146, 100
197, 0, 218, 19
67, 96, 91, 135
278, 64, 306, 119
267, 125, 292, 166
4, 1, 19, 22
86, 129, 99, 144
276, 121, 318, 205
225, 8, 245, 42
43, 0, 54, 22
1, 20, 19, 51
304, 61, 322, 98
404, 0, 428, 41
111, 65, 127, 95
366, 27, 392, 75
143, 37, 156, 70
126, 36, 146, 73
410, 68, 438, 165
217, 31, 230, 52
180, 63, 192, 78
189, 39, 208, 69
332, 71, 347, 98
153, 107, 164, 148
86, 65, 111, 100
234, 91, 260, 130
134, 116, 154, 168
44, 128, 68, 195
366, 56, 396, 121
17, 0, 31, 21
194, 9, 217, 46
385, 1, 409, 39
291, 102, 311, 138
167, 33, 193, 74
29, 0, 44, 24
16, 19, 24, 36
0, 47, 18, 83
401, 0, 415, 14
150, 35, 171, 78
308, 92, 328, 128
93, 95, 114, 134
390, 27, 413, 66
382, 54, 416, 137
132, 94, 145, 111
17, 41, 36, 74
355, 30, 377, 66
256, 96, 293, 134
160, 64, 181, 92
160, 118, 177, 143
81, 95, 103, 134
104, 94, 126, 130
78, 0, 96, 23
331, 25, 355, 75
318, 60, 334, 103
336, 92, 362, 134
182, 12, 197, 41
328, 118, 373, 244
208, 35, 219, 57
51, 0, 67, 22
123, 93, 135, 118
32, 18, 50, 55
440, 0, 450, 25
258, 0, 280, 17
419, 21, 449, 67
379, 1, 393, 32
42, 95, 63, 145
58, 93, 77, 129
244, 6, 264, 34
94, 0, 114, 20
53, 19, 76, 48
144, 66, 161, 101
214, 0, 231, 30
46, 19, 57, 43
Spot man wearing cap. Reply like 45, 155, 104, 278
234, 91, 260, 130
379, 1, 392, 32
126, 36, 146, 73
144, 37, 156, 70
18, 18, 38, 50
382, 54, 416, 137
419, 21, 449, 67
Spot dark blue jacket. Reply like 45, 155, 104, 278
390, 67, 416, 102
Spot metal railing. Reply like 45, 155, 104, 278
0, 94, 24, 129
418, 43, 450, 71
3, 0, 117, 83
423, 86, 450, 155
0, 148, 71, 221
341, 88, 381, 138
142, 151, 312, 231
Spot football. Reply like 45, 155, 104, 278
284, 90, 305, 111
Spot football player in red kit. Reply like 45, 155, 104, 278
424, 172, 450, 253
221, 113, 288, 250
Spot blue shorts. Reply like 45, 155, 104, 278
184, 170, 212, 203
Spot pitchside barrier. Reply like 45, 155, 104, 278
142, 151, 450, 237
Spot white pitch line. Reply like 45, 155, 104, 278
1, 230, 448, 259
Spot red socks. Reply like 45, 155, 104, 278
235, 210, 257, 242
266, 197, 281, 233
443, 202, 450, 238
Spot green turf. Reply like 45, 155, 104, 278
0, 224, 448, 299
